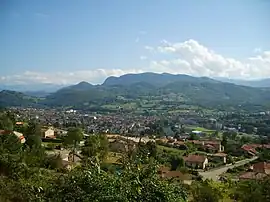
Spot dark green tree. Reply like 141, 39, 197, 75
191, 180, 223, 202
0, 132, 22, 154
63, 127, 84, 162
81, 134, 109, 163
0, 115, 13, 131
170, 154, 184, 171
24, 121, 42, 149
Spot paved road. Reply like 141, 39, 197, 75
199, 156, 258, 181
46, 149, 70, 160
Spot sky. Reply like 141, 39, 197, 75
1, 0, 270, 85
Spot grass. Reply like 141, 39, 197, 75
42, 142, 61, 147
105, 152, 122, 164
191, 151, 209, 155
121, 102, 137, 109
192, 127, 215, 133
157, 145, 186, 156
102, 104, 118, 109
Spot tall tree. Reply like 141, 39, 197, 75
191, 180, 226, 202
24, 121, 42, 149
0, 132, 22, 154
81, 134, 109, 164
0, 115, 13, 131
170, 155, 184, 171
64, 127, 84, 162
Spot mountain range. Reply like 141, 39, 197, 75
1, 73, 270, 93
214, 77, 270, 88
1, 72, 270, 109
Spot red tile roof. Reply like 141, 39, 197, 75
189, 140, 202, 145
184, 155, 207, 163
0, 130, 12, 135
239, 172, 267, 180
204, 144, 216, 149
253, 162, 270, 173
162, 171, 184, 179
158, 166, 170, 174
213, 153, 227, 157
241, 145, 257, 154
204, 141, 221, 145
174, 141, 185, 145
248, 144, 262, 148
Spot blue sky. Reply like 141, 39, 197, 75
1, 0, 270, 85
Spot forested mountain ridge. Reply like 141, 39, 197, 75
1, 73, 270, 109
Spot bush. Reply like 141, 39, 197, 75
45, 143, 55, 150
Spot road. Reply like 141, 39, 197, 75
199, 156, 258, 181
46, 149, 71, 160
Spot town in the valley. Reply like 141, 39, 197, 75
2, 106, 270, 183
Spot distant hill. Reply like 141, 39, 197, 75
60, 81, 93, 91
162, 80, 270, 106
215, 77, 270, 88
1, 73, 270, 110
0, 83, 65, 92
0, 90, 39, 107
23, 91, 51, 97
103, 72, 218, 87
44, 82, 115, 107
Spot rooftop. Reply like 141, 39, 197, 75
184, 154, 207, 163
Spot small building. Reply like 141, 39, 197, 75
211, 153, 227, 164
241, 144, 257, 156
252, 162, 270, 174
203, 141, 224, 152
158, 166, 185, 180
0, 130, 25, 143
184, 155, 208, 169
239, 172, 268, 180
109, 139, 136, 153
42, 128, 55, 139
13, 131, 26, 143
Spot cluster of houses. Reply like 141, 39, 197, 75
0, 130, 26, 143
239, 162, 270, 180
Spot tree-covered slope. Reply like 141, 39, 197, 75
1, 73, 270, 109
0, 90, 39, 107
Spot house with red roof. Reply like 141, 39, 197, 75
239, 162, 270, 181
252, 162, 270, 174
211, 153, 227, 164
241, 144, 258, 156
239, 172, 267, 180
158, 166, 186, 181
0, 130, 25, 143
184, 154, 208, 169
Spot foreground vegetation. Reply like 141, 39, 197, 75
1, 111, 270, 201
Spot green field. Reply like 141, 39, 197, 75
157, 145, 186, 156
105, 152, 122, 164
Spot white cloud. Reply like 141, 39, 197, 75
140, 56, 147, 60
253, 48, 262, 53
2, 39, 270, 85
2, 69, 144, 85
147, 39, 270, 79
144, 46, 154, 52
